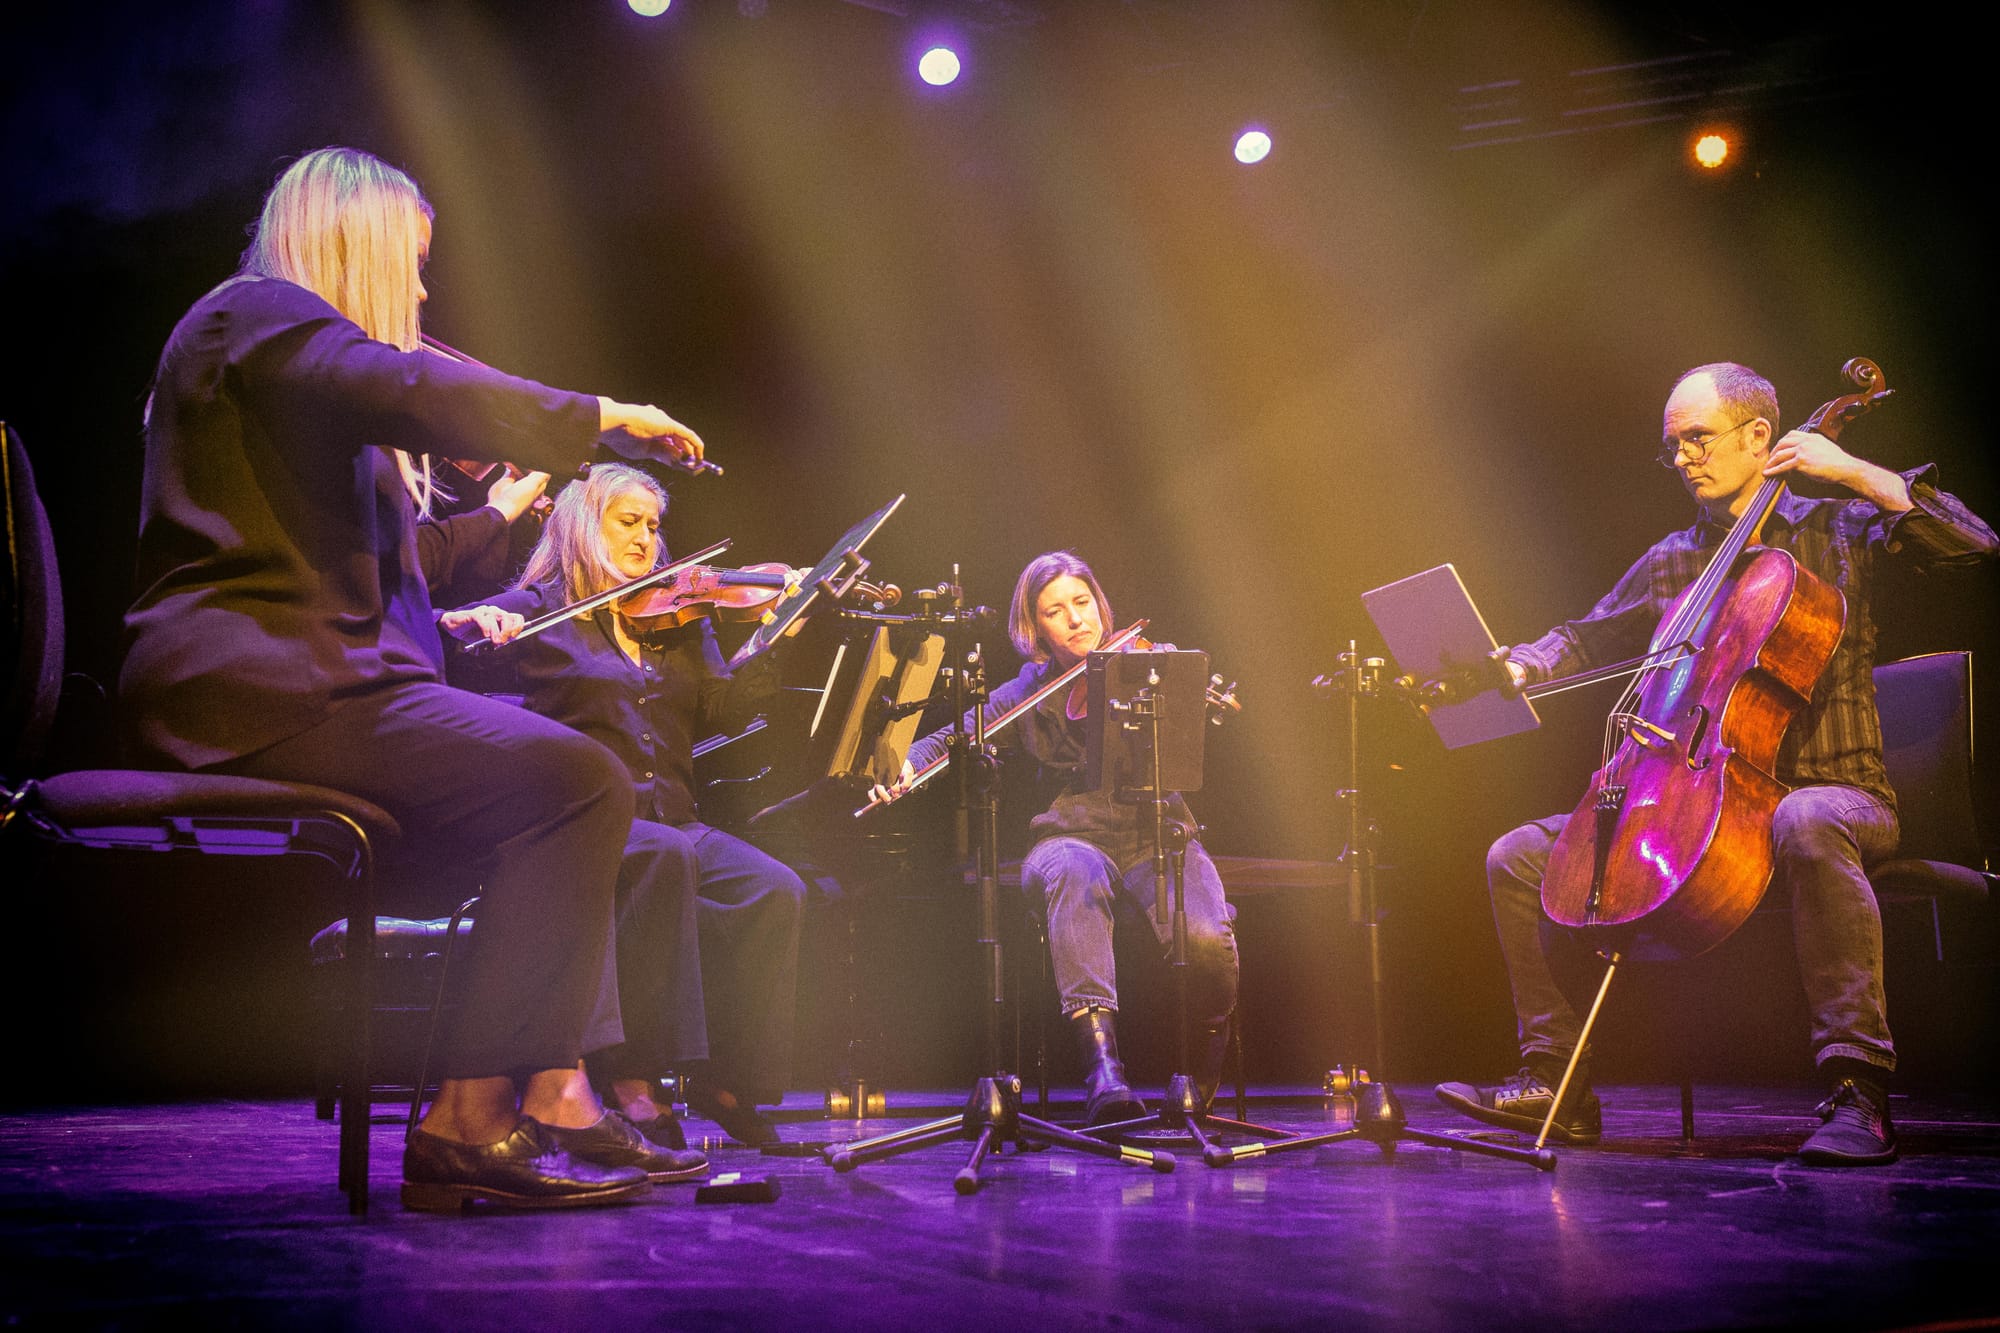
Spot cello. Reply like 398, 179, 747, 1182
1540, 357, 1895, 962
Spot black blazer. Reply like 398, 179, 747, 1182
120, 275, 601, 768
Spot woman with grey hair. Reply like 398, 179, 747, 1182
453, 463, 808, 1149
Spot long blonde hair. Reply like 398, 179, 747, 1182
1009, 551, 1113, 663
242, 147, 441, 513
515, 465, 669, 608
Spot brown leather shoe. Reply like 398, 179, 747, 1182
401, 1118, 652, 1213
548, 1110, 709, 1182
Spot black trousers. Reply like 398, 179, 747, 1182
591, 819, 805, 1101
222, 681, 634, 1079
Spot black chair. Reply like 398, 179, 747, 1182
306, 903, 478, 1124
0, 423, 397, 1215
1867, 650, 1993, 952
1673, 649, 1994, 1137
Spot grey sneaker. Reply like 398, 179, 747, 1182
1799, 1080, 1897, 1166
1435, 1067, 1602, 1144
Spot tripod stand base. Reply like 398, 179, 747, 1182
823, 1074, 1177, 1193
1089, 1074, 1302, 1169
1197, 1081, 1556, 1170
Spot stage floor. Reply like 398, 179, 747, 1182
4, 1082, 1996, 1330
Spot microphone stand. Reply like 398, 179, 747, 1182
1260, 644, 1554, 1170
1078, 652, 1302, 1165
822, 570, 1177, 1193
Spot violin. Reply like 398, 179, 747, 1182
857, 620, 1240, 816
435, 454, 556, 524
466, 539, 735, 650
624, 562, 904, 632
622, 562, 803, 630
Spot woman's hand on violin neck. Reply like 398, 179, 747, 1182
598, 397, 706, 469
485, 469, 550, 523
440, 604, 526, 646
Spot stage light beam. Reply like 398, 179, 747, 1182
1234, 129, 1272, 165
918, 47, 962, 87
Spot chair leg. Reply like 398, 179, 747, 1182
336, 822, 378, 1216
1034, 920, 1050, 1111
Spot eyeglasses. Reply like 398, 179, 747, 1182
1657, 417, 1759, 469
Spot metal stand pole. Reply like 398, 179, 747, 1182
1262, 644, 1556, 1170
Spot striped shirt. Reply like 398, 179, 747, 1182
1508, 466, 1997, 804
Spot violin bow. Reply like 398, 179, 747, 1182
417, 334, 722, 478
467, 538, 733, 651
853, 619, 1151, 817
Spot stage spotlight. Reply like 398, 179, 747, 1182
627, 0, 670, 15
1693, 132, 1729, 169
1234, 129, 1272, 165
918, 46, 962, 87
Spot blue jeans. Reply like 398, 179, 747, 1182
1488, 784, 1901, 1075
1021, 835, 1239, 1029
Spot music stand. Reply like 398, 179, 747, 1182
790, 617, 945, 1118
817, 623, 946, 789
1359, 564, 1539, 749
1246, 563, 1553, 1169
822, 581, 1177, 1192
728, 495, 904, 670
1076, 649, 1304, 1166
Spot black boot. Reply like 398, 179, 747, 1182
1072, 1008, 1145, 1126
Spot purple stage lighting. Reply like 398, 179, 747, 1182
918, 46, 962, 87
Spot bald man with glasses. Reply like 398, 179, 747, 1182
1434, 361, 1995, 1166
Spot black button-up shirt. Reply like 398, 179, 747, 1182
479, 584, 773, 825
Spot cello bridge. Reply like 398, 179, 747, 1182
1612, 713, 1676, 749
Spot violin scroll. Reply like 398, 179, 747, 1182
1206, 675, 1242, 724
843, 579, 903, 610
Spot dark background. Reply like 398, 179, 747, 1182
5, 0, 1995, 1098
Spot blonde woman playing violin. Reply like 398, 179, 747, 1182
122, 146, 712, 1212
